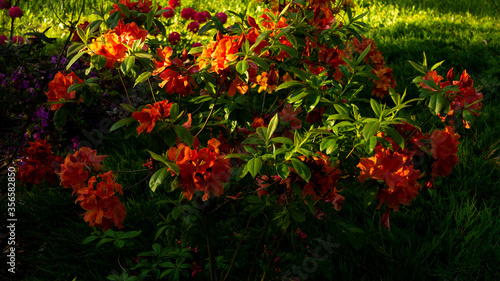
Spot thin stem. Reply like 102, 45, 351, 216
122, 174, 150, 191
112, 168, 149, 173
118, 71, 132, 104
222, 216, 252, 281
9, 18, 15, 41
396, 112, 433, 153
205, 215, 218, 281
148, 78, 157, 103
194, 84, 225, 138
249, 214, 272, 280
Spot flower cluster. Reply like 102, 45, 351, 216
132, 99, 173, 134
45, 71, 84, 111
151, 46, 198, 96
167, 138, 231, 201
88, 20, 148, 68
17, 139, 62, 186
353, 37, 397, 98
60, 147, 126, 230
8, 6, 22, 19
421, 68, 483, 128
110, 0, 161, 17
427, 126, 460, 187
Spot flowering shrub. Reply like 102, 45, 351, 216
12, 0, 486, 279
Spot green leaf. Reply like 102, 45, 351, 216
333, 103, 350, 116
250, 30, 271, 52
290, 208, 306, 223
305, 93, 321, 113
120, 230, 142, 239
109, 117, 136, 133
169, 103, 179, 121
174, 125, 193, 147
96, 238, 114, 247
134, 71, 152, 87
270, 137, 294, 145
408, 60, 428, 75
362, 121, 380, 140
54, 106, 67, 129
82, 235, 99, 244
249, 56, 270, 71
383, 126, 405, 150
276, 80, 304, 91
120, 103, 137, 113
117, 2, 131, 17
90, 54, 107, 70
367, 136, 377, 154
290, 158, 311, 182
356, 43, 371, 65
149, 167, 168, 192
370, 99, 381, 117
430, 60, 445, 71
121, 56, 136, 77
267, 114, 279, 140
236, 60, 249, 75
67, 83, 84, 93
247, 158, 263, 178
276, 162, 290, 180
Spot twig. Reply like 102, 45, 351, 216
118, 71, 133, 104
222, 216, 252, 281
122, 174, 150, 191
194, 83, 226, 138
148, 78, 157, 103
205, 215, 218, 281
249, 214, 272, 280
260, 226, 287, 281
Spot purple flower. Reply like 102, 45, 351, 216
8, 6, 23, 19
216, 12, 228, 24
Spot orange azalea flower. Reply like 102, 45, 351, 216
152, 46, 173, 76
168, 138, 231, 201
197, 33, 240, 74
228, 75, 249, 97
158, 68, 193, 96
77, 171, 126, 231
279, 104, 302, 130
260, 9, 288, 32
357, 148, 421, 211
45, 71, 84, 111
132, 100, 173, 134
60, 146, 107, 193
114, 20, 149, 48
430, 126, 460, 159
428, 126, 460, 181
88, 32, 128, 68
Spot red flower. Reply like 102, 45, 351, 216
132, 100, 173, 134
60, 146, 107, 193
168, 31, 181, 45
12, 35, 23, 44
162, 6, 175, 19
195, 11, 210, 23
0, 0, 11, 9
187, 21, 200, 33
8, 6, 23, 19
181, 7, 196, 20
45, 71, 84, 111
0, 34, 7, 45
429, 126, 460, 180
169, 0, 181, 9
216, 12, 228, 24
430, 126, 460, 159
